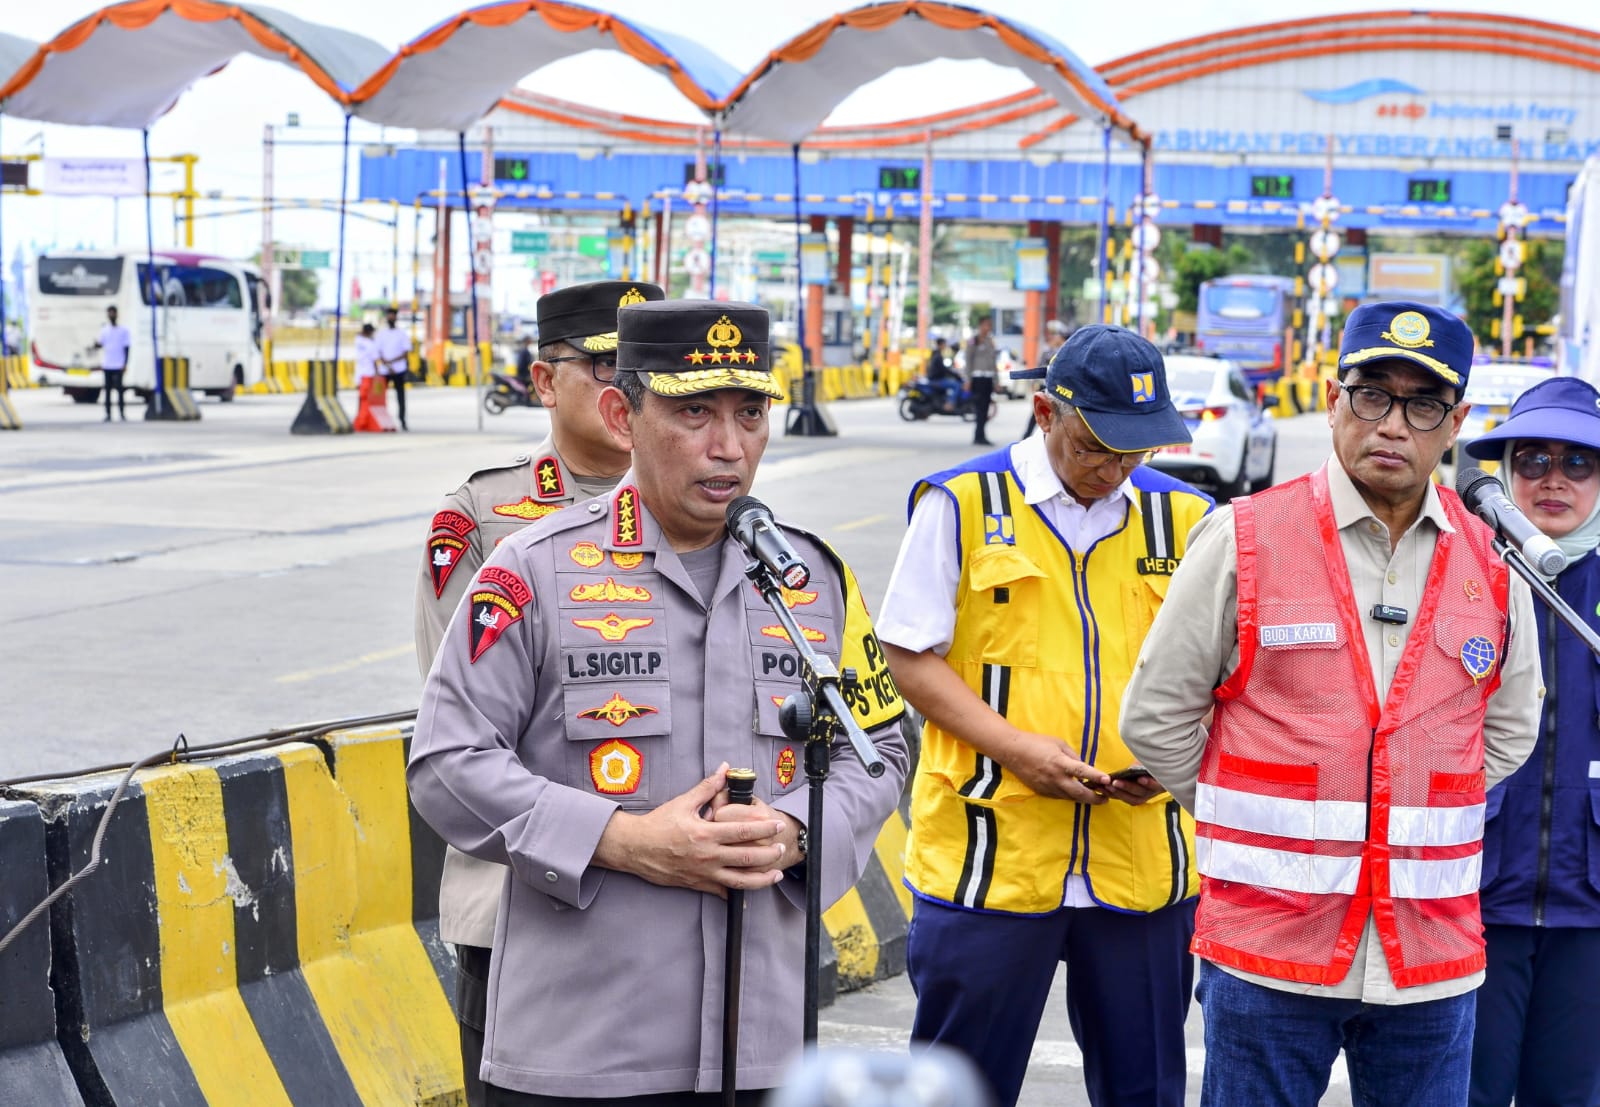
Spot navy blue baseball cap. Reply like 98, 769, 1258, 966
1338, 301, 1475, 391
1465, 376, 1600, 459
1010, 324, 1190, 451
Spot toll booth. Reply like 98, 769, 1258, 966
820, 290, 855, 367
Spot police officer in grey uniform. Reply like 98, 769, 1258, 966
408, 300, 909, 1106
414, 279, 662, 1106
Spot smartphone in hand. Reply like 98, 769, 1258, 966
1106, 765, 1152, 783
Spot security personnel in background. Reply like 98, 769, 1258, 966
1121, 301, 1542, 1106
408, 299, 908, 1104
413, 279, 662, 1106
877, 325, 1211, 1107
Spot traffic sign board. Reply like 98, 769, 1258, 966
577, 234, 608, 258
275, 249, 332, 268
512, 230, 549, 254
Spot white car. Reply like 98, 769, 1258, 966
1147, 355, 1278, 500
1440, 359, 1557, 482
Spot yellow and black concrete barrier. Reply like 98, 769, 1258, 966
144, 357, 200, 422
291, 360, 353, 435
0, 798, 82, 1102
818, 796, 912, 1002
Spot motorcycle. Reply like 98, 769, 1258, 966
897, 376, 997, 423
484, 372, 542, 415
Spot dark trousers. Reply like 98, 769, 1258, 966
457, 944, 491, 1107
486, 1091, 765, 1106
907, 896, 1197, 1107
969, 375, 995, 443
1471, 924, 1600, 1107
389, 370, 408, 428
103, 368, 126, 417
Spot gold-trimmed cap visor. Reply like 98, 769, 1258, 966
1336, 301, 1473, 389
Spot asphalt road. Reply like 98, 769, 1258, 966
0, 382, 1344, 1105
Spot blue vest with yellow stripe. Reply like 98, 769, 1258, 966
903, 452, 1211, 914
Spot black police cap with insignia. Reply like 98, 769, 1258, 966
536, 280, 664, 353
616, 300, 783, 399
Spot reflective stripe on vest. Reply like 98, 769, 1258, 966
1196, 783, 1486, 847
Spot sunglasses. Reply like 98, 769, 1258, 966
1511, 450, 1600, 482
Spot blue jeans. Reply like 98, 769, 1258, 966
1197, 960, 1475, 1107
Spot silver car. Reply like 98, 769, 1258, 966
1148, 355, 1278, 500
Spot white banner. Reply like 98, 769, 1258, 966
41, 157, 147, 196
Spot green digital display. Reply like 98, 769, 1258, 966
1407, 178, 1453, 203
494, 156, 531, 182
1250, 174, 1295, 199
879, 166, 921, 191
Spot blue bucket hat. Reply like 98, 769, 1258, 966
1464, 376, 1600, 460
1338, 300, 1475, 390
1009, 325, 1190, 451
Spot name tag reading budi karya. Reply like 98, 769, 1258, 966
1259, 622, 1338, 647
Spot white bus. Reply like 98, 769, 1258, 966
1561, 157, 1600, 386
30, 250, 266, 403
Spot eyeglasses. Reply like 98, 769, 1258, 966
1511, 449, 1599, 482
546, 353, 618, 383
1058, 410, 1152, 471
1338, 382, 1457, 432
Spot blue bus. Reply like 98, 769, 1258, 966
1194, 275, 1296, 387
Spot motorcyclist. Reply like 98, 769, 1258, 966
926, 335, 962, 413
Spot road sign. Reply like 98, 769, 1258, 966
275, 249, 331, 268
511, 230, 548, 254
577, 234, 608, 259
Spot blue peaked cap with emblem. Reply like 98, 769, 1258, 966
1338, 300, 1475, 391
1009, 324, 1190, 451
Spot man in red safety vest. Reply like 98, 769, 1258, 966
1121, 300, 1543, 1106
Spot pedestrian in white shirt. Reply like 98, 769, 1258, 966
91, 305, 132, 422
378, 307, 412, 430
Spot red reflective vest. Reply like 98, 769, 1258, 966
1193, 467, 1508, 988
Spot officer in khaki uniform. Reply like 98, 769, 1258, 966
413, 279, 662, 1106
408, 300, 909, 1105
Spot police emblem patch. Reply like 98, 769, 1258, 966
573, 612, 655, 642
1130, 371, 1156, 404
577, 692, 659, 727
468, 567, 534, 663
984, 513, 1015, 546
590, 739, 643, 794
569, 541, 605, 568
611, 551, 644, 570
776, 746, 796, 787
1460, 635, 1497, 683
619, 286, 647, 307
428, 534, 467, 598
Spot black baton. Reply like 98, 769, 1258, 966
722, 767, 757, 1107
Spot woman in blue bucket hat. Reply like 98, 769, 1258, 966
1462, 375, 1600, 1107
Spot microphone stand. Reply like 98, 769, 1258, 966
1495, 538, 1600, 659
740, 556, 885, 1044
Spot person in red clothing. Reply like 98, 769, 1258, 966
1122, 301, 1543, 1106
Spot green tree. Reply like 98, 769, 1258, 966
1455, 237, 1563, 351
1168, 241, 1254, 312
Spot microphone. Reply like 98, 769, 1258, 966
726, 496, 811, 590
1455, 466, 1567, 576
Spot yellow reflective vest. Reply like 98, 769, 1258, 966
904, 457, 1212, 914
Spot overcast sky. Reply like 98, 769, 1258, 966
5, 0, 1598, 307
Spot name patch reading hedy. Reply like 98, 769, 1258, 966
1137, 556, 1181, 576
428, 534, 468, 598
590, 739, 643, 795
469, 567, 533, 663
431, 509, 476, 539
494, 497, 561, 521
1259, 622, 1339, 647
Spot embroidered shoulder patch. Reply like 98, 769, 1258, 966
493, 497, 562, 521
534, 455, 565, 499
469, 589, 523, 663
432, 509, 476, 538
428, 534, 468, 598
612, 486, 643, 547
